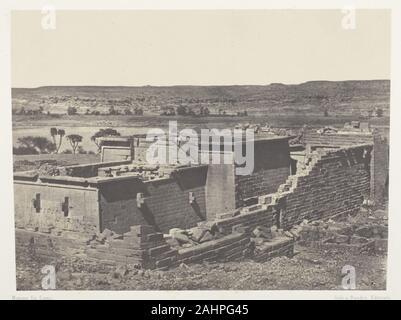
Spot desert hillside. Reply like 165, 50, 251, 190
12, 80, 390, 117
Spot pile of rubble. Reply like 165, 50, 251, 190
316, 126, 338, 134
84, 207, 387, 268
289, 215, 388, 255
35, 163, 62, 176
165, 221, 296, 249
14, 160, 62, 176
87, 228, 122, 246
98, 163, 192, 180
165, 225, 220, 248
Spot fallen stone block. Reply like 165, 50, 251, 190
111, 265, 129, 279
189, 227, 208, 242
179, 262, 190, 269
251, 237, 266, 246
258, 194, 276, 205
164, 236, 180, 248
301, 219, 309, 226
355, 226, 373, 238
242, 248, 254, 258
241, 204, 263, 214
252, 226, 272, 239
284, 231, 294, 239
334, 235, 350, 244
101, 228, 114, 238
50, 228, 62, 236
216, 212, 236, 219
171, 232, 192, 244
158, 249, 178, 259
198, 230, 214, 243
38, 226, 53, 234
349, 236, 370, 245
111, 233, 123, 240
374, 239, 388, 253
169, 228, 186, 236
232, 224, 252, 234
181, 243, 195, 248
26, 226, 39, 232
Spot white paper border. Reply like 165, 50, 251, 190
1, 0, 400, 300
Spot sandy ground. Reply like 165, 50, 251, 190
15, 242, 386, 291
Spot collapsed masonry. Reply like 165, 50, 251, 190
14, 123, 388, 269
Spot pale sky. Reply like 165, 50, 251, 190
11, 10, 391, 88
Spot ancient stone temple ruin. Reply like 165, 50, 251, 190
13, 123, 387, 270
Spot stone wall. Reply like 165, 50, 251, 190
101, 147, 133, 163
266, 144, 372, 229
15, 228, 90, 259
14, 165, 209, 235
235, 138, 291, 206
15, 223, 293, 270
303, 131, 374, 147
303, 130, 388, 205
212, 204, 276, 235
61, 160, 132, 178
205, 163, 236, 220
253, 237, 295, 262
99, 166, 208, 234
175, 233, 253, 266
14, 143, 374, 270
235, 167, 290, 206
14, 180, 99, 234
372, 134, 389, 204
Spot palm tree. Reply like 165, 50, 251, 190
57, 129, 65, 153
50, 127, 58, 149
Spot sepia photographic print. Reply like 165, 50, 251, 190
1, 1, 400, 300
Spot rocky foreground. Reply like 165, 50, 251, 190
16, 208, 387, 291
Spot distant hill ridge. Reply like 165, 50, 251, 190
12, 80, 390, 117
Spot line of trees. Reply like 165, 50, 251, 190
368, 107, 384, 118
161, 106, 211, 116
84, 106, 144, 116
13, 136, 56, 155
14, 106, 145, 116
13, 127, 85, 155
160, 106, 249, 117
13, 127, 122, 155
13, 106, 50, 116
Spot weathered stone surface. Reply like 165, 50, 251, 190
189, 227, 207, 242
252, 237, 266, 246
198, 230, 214, 243
252, 226, 272, 239
129, 225, 156, 236
14, 142, 378, 272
